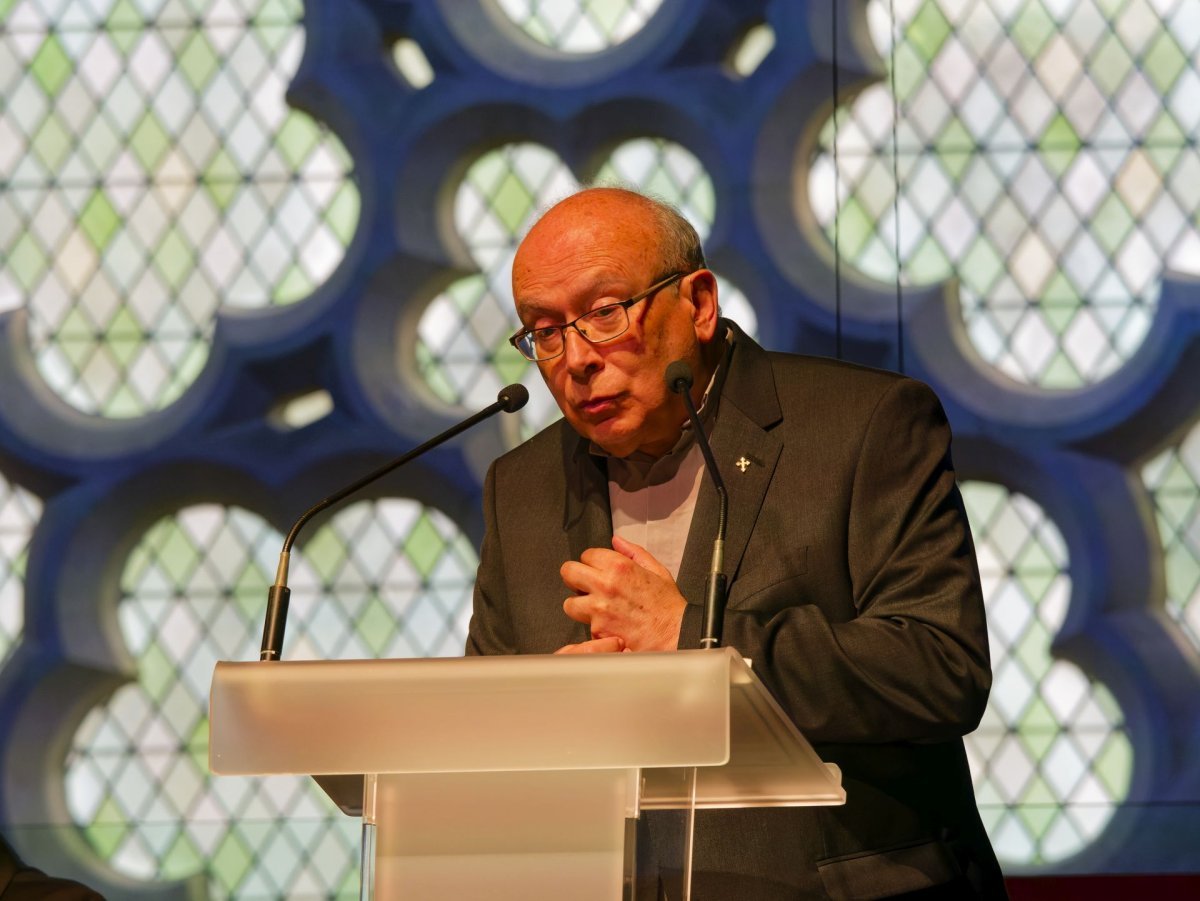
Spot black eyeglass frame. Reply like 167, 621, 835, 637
508, 271, 689, 363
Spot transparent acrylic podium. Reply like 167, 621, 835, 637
210, 648, 844, 900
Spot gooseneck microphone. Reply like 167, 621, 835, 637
665, 361, 728, 649
259, 383, 530, 661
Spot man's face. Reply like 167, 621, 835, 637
512, 193, 715, 458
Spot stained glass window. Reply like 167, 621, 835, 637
493, 0, 664, 52
1143, 422, 1200, 652
809, 0, 1200, 388
0, 477, 40, 667
64, 500, 477, 896
0, 0, 359, 417
962, 482, 1132, 864
1, 0, 1196, 892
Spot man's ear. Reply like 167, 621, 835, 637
686, 269, 720, 340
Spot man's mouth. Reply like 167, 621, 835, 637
577, 394, 620, 417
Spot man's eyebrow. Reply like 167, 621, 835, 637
513, 300, 562, 323
515, 278, 629, 321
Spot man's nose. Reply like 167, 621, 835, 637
562, 326, 602, 375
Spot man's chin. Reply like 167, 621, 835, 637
572, 416, 638, 457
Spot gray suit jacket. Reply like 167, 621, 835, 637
467, 324, 1005, 899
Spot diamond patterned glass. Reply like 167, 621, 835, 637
492, 0, 664, 52
808, 0, 1200, 388
1143, 420, 1200, 652
63, 500, 478, 896
0, 0, 360, 417
2, 0, 1193, 891
0, 476, 41, 667
416, 138, 758, 437
962, 482, 1132, 864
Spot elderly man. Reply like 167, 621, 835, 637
466, 187, 1005, 899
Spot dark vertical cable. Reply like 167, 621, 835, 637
889, 0, 905, 373
831, 0, 843, 360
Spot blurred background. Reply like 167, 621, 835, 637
0, 0, 1198, 897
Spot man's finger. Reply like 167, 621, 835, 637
563, 593, 594, 624
554, 636, 624, 654
578, 546, 624, 568
611, 534, 673, 579
560, 558, 605, 593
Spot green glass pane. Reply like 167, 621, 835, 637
490, 172, 537, 234
905, 234, 950, 282
140, 642, 175, 703
892, 42, 927, 103
276, 112, 319, 169
1144, 30, 1186, 94
106, 0, 144, 36
154, 228, 193, 290
31, 111, 73, 171
1039, 115, 1079, 175
130, 112, 171, 171
177, 32, 219, 91
273, 263, 311, 302
935, 117, 974, 154
8, 233, 48, 292
210, 831, 253, 892
86, 818, 128, 860
1011, 1, 1057, 58
1165, 547, 1200, 602
356, 596, 395, 655
105, 309, 144, 367
31, 33, 73, 95
492, 338, 529, 385
1039, 350, 1082, 388
905, 1, 952, 62
1017, 799, 1058, 839
303, 527, 348, 583
959, 238, 1004, 295
1090, 35, 1133, 95
203, 149, 241, 210
162, 831, 204, 880
404, 513, 446, 580
326, 183, 360, 244
1094, 733, 1134, 799
837, 198, 875, 259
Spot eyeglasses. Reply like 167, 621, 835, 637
509, 271, 688, 363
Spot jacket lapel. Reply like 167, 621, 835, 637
559, 433, 612, 644
677, 404, 783, 603
677, 324, 784, 605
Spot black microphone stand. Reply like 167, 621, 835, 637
259, 384, 529, 661
666, 361, 728, 649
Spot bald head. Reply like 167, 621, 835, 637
509, 187, 723, 458
514, 188, 705, 290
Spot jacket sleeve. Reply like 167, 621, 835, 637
680, 378, 991, 744
464, 461, 518, 656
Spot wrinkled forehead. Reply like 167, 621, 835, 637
513, 207, 662, 313
512, 257, 638, 323
516, 193, 663, 272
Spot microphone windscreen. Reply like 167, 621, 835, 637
665, 360, 694, 394
498, 384, 530, 412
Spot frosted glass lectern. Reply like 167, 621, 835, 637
210, 648, 844, 900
